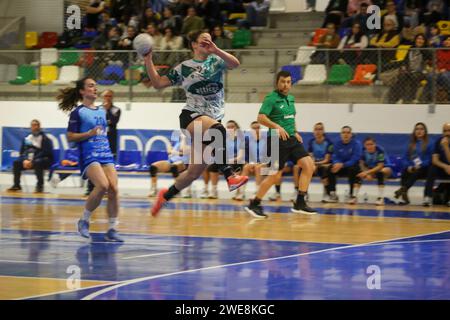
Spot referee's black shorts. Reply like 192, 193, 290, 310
267, 136, 309, 171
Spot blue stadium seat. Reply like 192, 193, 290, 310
117, 150, 142, 170
97, 65, 124, 85
281, 65, 302, 84
146, 151, 169, 165
338, 28, 351, 39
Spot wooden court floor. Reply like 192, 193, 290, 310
1, 191, 450, 300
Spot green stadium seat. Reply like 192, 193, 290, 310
326, 64, 353, 85
232, 29, 252, 49
9, 65, 36, 85
54, 48, 80, 67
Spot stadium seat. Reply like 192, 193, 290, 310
36, 32, 58, 49
25, 31, 38, 49
291, 46, 315, 65
53, 66, 80, 85
54, 48, 80, 67
269, 0, 286, 13
30, 65, 58, 85
120, 65, 143, 86
97, 65, 124, 85
281, 65, 302, 84
392, 45, 411, 62
117, 150, 142, 170
77, 49, 95, 67
146, 150, 169, 165
350, 64, 377, 85
297, 64, 327, 85
9, 65, 36, 85
232, 29, 252, 48
6, 64, 18, 81
309, 28, 327, 46
437, 20, 450, 35
31, 48, 59, 66
338, 28, 351, 39
326, 64, 353, 85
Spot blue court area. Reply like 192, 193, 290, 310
0, 195, 450, 300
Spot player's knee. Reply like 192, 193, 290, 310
149, 165, 158, 177
108, 183, 119, 196
170, 164, 179, 177
96, 181, 109, 193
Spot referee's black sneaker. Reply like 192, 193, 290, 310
291, 200, 317, 215
244, 201, 268, 219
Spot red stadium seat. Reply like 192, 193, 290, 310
36, 32, 58, 48
309, 28, 327, 46
349, 64, 377, 85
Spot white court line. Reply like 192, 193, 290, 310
0, 240, 193, 247
81, 228, 450, 300
0, 259, 51, 265
365, 238, 450, 246
121, 251, 178, 260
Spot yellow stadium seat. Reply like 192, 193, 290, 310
25, 31, 38, 49
393, 45, 411, 62
229, 13, 246, 21
437, 20, 450, 35
30, 65, 58, 85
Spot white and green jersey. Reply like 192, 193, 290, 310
167, 54, 227, 121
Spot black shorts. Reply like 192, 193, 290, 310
179, 109, 221, 130
207, 163, 243, 173
267, 136, 309, 171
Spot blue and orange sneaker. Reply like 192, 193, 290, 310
105, 229, 124, 242
226, 174, 249, 192
77, 219, 90, 239
151, 188, 168, 217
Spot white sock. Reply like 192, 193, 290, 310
378, 187, 384, 199
82, 209, 92, 221
353, 188, 360, 198
108, 217, 118, 230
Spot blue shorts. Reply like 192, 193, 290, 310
81, 159, 115, 179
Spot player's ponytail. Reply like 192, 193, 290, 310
56, 78, 90, 112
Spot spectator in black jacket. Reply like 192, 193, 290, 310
7, 120, 54, 193
102, 90, 121, 158
322, 0, 349, 28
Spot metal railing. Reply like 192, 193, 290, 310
0, 47, 448, 105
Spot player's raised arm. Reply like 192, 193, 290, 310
199, 38, 240, 69
143, 51, 172, 89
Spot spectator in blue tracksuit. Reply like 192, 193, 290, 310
325, 126, 363, 203
394, 122, 434, 205
355, 137, 393, 206
7, 119, 54, 193
307, 122, 334, 201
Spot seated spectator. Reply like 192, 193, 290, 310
7, 120, 54, 193
211, 25, 232, 49
368, 17, 400, 64
118, 26, 138, 50
324, 126, 363, 203
355, 137, 393, 206
341, 2, 372, 34
181, 6, 206, 35
381, 1, 404, 31
424, 122, 450, 206
347, 0, 372, 17
394, 122, 433, 205
311, 23, 341, 64
422, 35, 450, 103
160, 6, 182, 35
196, 0, 222, 29
139, 7, 161, 33
240, 0, 271, 28
338, 22, 369, 65
85, 0, 106, 31
307, 122, 334, 202
149, 134, 190, 198
387, 33, 431, 103
146, 23, 163, 50
160, 27, 185, 66
322, 0, 349, 28
91, 25, 121, 50
109, 0, 139, 24
423, 0, 445, 25
234, 121, 267, 201
428, 23, 442, 47
403, 0, 423, 27
98, 11, 118, 34
400, 20, 416, 45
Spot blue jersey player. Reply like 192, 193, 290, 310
57, 77, 123, 242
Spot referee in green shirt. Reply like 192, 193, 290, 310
244, 70, 317, 217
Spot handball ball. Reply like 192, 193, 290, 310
133, 33, 153, 57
